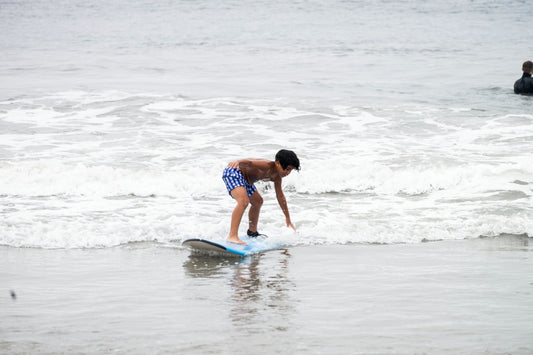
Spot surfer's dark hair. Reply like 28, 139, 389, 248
523, 61, 533, 72
275, 149, 300, 171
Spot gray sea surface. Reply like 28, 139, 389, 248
1, 0, 531, 104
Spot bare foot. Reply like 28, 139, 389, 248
226, 236, 247, 246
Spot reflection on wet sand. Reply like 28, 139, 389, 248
229, 250, 294, 333
183, 249, 295, 333
477, 233, 532, 252
182, 254, 239, 278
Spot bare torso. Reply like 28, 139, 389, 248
239, 159, 278, 184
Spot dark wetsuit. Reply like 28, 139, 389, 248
514, 72, 533, 94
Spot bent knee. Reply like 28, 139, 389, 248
235, 196, 250, 208
251, 194, 263, 207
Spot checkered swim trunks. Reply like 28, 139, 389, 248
222, 167, 257, 197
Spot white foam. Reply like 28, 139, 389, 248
1, 92, 531, 248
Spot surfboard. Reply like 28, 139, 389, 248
182, 236, 282, 257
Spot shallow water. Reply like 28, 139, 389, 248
2, 237, 533, 354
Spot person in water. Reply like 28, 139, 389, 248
222, 149, 300, 245
514, 60, 533, 94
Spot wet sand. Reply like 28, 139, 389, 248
1, 236, 532, 354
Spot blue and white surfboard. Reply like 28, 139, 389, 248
182, 236, 282, 257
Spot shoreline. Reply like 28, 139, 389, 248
2, 236, 532, 354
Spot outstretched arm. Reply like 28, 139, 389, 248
274, 179, 296, 231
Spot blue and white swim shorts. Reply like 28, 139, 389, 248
222, 167, 257, 197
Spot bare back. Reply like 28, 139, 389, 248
238, 159, 279, 184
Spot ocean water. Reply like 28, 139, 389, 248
1, 0, 532, 249
2, 1, 533, 354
